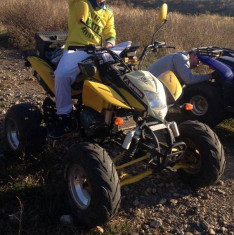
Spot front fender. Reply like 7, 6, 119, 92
198, 55, 233, 81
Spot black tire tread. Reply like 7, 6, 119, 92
178, 120, 226, 187
66, 142, 121, 227
4, 103, 45, 156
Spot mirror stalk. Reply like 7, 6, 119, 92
151, 20, 167, 45
138, 19, 167, 70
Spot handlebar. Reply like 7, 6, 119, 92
138, 41, 175, 70
150, 41, 175, 50
68, 44, 103, 53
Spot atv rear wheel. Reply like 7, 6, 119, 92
65, 142, 121, 228
4, 103, 46, 157
177, 120, 225, 187
182, 82, 225, 127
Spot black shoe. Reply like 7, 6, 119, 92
48, 114, 72, 139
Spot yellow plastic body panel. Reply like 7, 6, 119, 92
118, 88, 145, 111
27, 57, 55, 94
158, 71, 182, 101
28, 56, 82, 96
82, 80, 131, 112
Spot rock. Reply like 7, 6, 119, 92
159, 198, 167, 204
193, 230, 201, 235
217, 189, 226, 195
202, 193, 210, 199
142, 223, 149, 230
149, 219, 162, 228
199, 218, 210, 230
208, 228, 216, 235
152, 188, 157, 194
220, 227, 227, 233
173, 193, 180, 197
96, 226, 104, 233
217, 180, 225, 186
170, 199, 178, 205
60, 215, 74, 225
133, 199, 140, 206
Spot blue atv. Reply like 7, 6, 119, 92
182, 47, 234, 127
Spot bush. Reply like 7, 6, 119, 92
0, 0, 68, 48
0, 0, 233, 59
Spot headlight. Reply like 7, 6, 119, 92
144, 90, 167, 109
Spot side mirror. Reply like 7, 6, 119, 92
158, 3, 168, 25
76, 1, 89, 24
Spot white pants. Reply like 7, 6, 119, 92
54, 50, 89, 115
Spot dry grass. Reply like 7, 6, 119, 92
0, 0, 68, 48
0, 0, 233, 67
1, 0, 233, 53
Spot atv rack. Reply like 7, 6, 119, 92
192, 46, 234, 58
192, 47, 223, 57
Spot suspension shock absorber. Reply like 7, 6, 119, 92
121, 126, 142, 163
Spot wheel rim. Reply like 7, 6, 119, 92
6, 119, 20, 151
68, 164, 91, 210
180, 138, 202, 174
189, 95, 208, 116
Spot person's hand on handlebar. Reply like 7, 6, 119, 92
105, 40, 115, 48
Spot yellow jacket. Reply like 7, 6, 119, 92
65, 0, 116, 49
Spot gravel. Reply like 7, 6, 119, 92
0, 47, 234, 234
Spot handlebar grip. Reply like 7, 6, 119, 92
68, 46, 86, 50
158, 45, 175, 49
166, 46, 176, 49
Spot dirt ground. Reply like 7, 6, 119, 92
0, 46, 234, 235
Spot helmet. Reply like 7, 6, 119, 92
89, 0, 106, 10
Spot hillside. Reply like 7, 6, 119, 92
110, 0, 234, 16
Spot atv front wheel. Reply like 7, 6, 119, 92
177, 120, 225, 187
65, 142, 121, 228
4, 103, 46, 157
182, 82, 225, 127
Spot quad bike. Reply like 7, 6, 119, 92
4, 4, 226, 228
181, 46, 234, 127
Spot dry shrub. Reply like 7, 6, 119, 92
112, 4, 234, 66
165, 13, 234, 51
0, 0, 68, 48
0, 0, 233, 57
112, 5, 159, 45
113, 5, 234, 51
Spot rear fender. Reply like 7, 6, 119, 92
27, 56, 82, 96
27, 56, 55, 94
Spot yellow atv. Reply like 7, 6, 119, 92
4, 4, 225, 228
